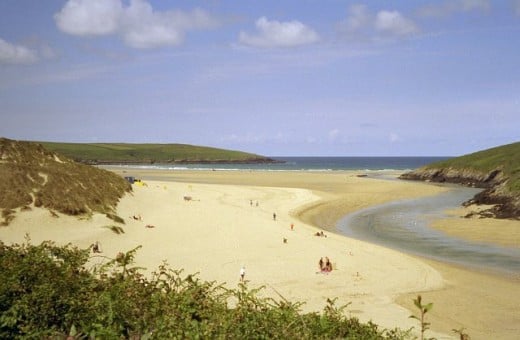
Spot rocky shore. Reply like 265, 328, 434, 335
400, 168, 519, 219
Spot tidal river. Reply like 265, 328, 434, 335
336, 185, 520, 275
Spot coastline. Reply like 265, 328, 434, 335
105, 168, 519, 338
2, 168, 518, 339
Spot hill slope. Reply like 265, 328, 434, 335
39, 141, 276, 164
400, 142, 520, 219
0, 138, 131, 225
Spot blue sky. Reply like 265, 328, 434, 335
0, 0, 518, 156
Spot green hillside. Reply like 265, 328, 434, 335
400, 141, 520, 219
424, 142, 520, 193
38, 142, 275, 164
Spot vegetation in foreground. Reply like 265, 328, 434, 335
0, 239, 414, 339
38, 141, 276, 164
0, 138, 131, 225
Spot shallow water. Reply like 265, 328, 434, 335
336, 186, 520, 275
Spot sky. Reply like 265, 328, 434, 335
0, 0, 519, 157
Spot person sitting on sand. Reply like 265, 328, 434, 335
91, 241, 101, 253
324, 257, 333, 272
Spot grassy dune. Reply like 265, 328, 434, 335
0, 138, 131, 225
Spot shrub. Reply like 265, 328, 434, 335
0, 239, 409, 339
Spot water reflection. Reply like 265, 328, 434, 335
337, 187, 520, 275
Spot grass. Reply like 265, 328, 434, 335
37, 141, 274, 164
104, 225, 125, 234
401, 141, 519, 218
0, 138, 131, 225
424, 141, 520, 193
106, 213, 125, 224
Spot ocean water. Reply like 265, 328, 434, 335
119, 156, 450, 172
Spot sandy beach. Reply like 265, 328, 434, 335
1, 169, 518, 339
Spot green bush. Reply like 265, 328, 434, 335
0, 239, 410, 339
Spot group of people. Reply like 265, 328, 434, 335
314, 230, 327, 237
318, 257, 333, 273
91, 241, 101, 253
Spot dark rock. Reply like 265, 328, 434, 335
400, 167, 519, 220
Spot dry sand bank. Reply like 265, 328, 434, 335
2, 168, 519, 339
430, 206, 520, 248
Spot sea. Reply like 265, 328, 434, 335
118, 156, 450, 172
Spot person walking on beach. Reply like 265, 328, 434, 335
290, 223, 294, 231
240, 266, 246, 282
273, 212, 276, 221
319, 257, 324, 271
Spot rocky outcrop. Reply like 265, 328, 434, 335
400, 167, 519, 220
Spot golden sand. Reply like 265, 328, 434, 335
1, 169, 518, 339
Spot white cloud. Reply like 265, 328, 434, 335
239, 17, 319, 48
417, 0, 490, 17
55, 0, 218, 49
339, 6, 418, 40
375, 11, 419, 36
305, 136, 317, 144
121, 1, 218, 48
55, 0, 122, 36
389, 133, 401, 143
219, 132, 279, 144
0, 38, 38, 64
341, 4, 371, 33
328, 128, 340, 141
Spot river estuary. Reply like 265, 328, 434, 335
336, 185, 520, 275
